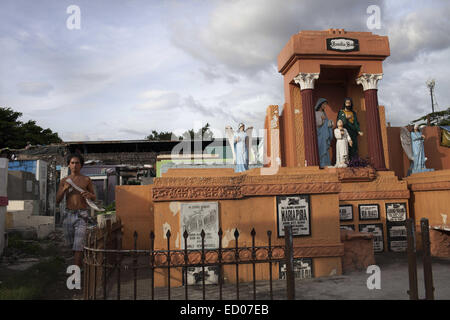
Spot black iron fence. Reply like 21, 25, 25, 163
83, 221, 297, 300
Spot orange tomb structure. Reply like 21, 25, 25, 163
116, 29, 450, 287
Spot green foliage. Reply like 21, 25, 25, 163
180, 123, 214, 140
0, 106, 62, 149
104, 201, 116, 212
146, 123, 214, 141
411, 107, 450, 127
146, 130, 176, 141
126, 180, 141, 185
0, 256, 65, 299
5, 234, 58, 257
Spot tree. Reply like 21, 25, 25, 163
0, 106, 62, 149
146, 123, 214, 141
180, 123, 214, 140
410, 107, 450, 127
146, 130, 176, 141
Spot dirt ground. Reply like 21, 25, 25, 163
0, 227, 82, 300
88, 251, 450, 300
293, 252, 450, 300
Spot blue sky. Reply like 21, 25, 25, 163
1, 0, 449, 141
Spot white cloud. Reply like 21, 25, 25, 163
136, 90, 181, 110
386, 3, 450, 62
62, 132, 91, 142
170, 0, 381, 76
2, 0, 450, 142
17, 82, 53, 96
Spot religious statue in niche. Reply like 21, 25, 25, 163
334, 119, 353, 168
225, 123, 254, 172
315, 98, 334, 167
337, 97, 363, 160
400, 124, 434, 176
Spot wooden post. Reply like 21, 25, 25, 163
420, 218, 435, 300
406, 219, 418, 300
284, 226, 295, 300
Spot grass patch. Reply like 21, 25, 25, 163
6, 234, 41, 255
0, 256, 65, 300
5, 234, 59, 257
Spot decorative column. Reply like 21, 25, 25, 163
356, 73, 386, 170
294, 73, 320, 166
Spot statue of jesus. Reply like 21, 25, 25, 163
337, 97, 363, 160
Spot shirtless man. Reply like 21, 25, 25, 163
56, 153, 96, 268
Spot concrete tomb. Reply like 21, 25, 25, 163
116, 29, 450, 287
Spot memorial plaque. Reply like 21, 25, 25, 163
279, 258, 313, 280
359, 223, 384, 253
388, 225, 407, 238
387, 224, 407, 252
326, 37, 360, 52
359, 204, 380, 220
339, 205, 353, 221
180, 202, 219, 249
340, 224, 355, 231
276, 195, 311, 237
389, 240, 408, 252
180, 202, 219, 285
185, 266, 219, 286
385, 203, 407, 252
385, 203, 407, 222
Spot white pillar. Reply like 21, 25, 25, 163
293, 73, 320, 90
356, 73, 383, 91
0, 158, 9, 256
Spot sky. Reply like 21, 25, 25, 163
1, 0, 449, 142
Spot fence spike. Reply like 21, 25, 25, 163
251, 228, 256, 237
166, 229, 171, 238
234, 228, 239, 239
200, 229, 206, 238
183, 229, 189, 239
218, 228, 223, 237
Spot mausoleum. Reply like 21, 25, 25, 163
116, 29, 450, 287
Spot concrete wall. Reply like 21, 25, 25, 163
153, 193, 343, 287
7, 171, 40, 201
6, 200, 54, 240
115, 185, 154, 250
0, 158, 8, 256
6, 209, 54, 240
8, 160, 50, 216
387, 126, 450, 179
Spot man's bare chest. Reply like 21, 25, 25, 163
67, 176, 89, 191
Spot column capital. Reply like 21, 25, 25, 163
356, 73, 383, 91
293, 73, 320, 90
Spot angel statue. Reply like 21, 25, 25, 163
400, 124, 434, 176
225, 123, 254, 172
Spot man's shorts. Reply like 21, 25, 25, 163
63, 209, 89, 251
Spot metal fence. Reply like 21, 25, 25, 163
83, 220, 297, 300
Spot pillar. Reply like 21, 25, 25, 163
0, 158, 8, 256
356, 73, 387, 170
294, 73, 320, 166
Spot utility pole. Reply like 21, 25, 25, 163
426, 79, 435, 114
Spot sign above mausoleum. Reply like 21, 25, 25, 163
326, 37, 359, 52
